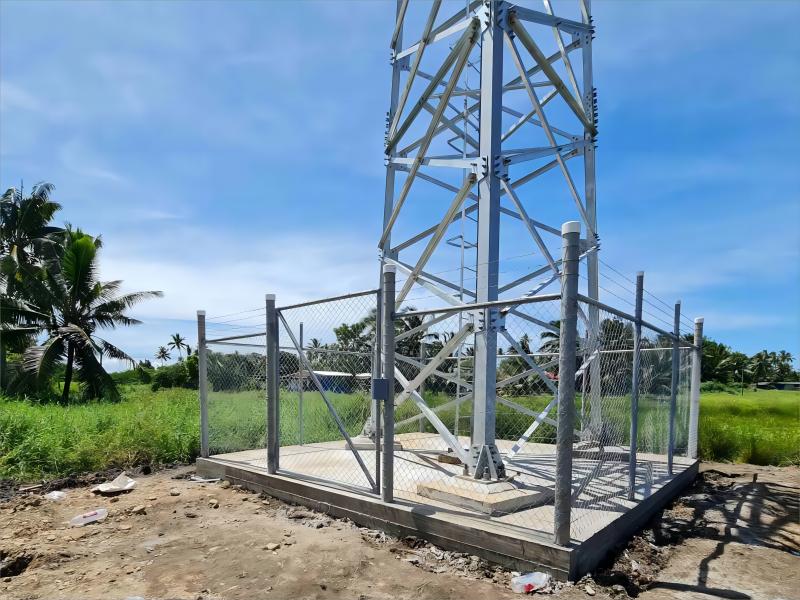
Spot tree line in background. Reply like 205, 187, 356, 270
1, 182, 162, 402
2, 183, 796, 403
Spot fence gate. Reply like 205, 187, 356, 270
269, 290, 381, 494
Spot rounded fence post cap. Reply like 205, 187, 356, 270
695, 317, 704, 324
383, 264, 397, 274
561, 221, 581, 235
265, 294, 276, 301
197, 310, 206, 316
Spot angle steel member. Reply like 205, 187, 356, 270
378, 0, 600, 481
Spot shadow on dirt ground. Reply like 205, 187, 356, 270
580, 463, 800, 600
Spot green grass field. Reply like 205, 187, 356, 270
0, 387, 797, 480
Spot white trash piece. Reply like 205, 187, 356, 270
44, 490, 67, 501
511, 572, 551, 594
92, 472, 137, 495
69, 508, 108, 527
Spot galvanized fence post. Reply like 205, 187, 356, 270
554, 221, 580, 546
688, 317, 704, 459
667, 300, 681, 474
373, 288, 383, 494
381, 264, 396, 503
197, 310, 209, 458
628, 272, 644, 501
266, 294, 280, 474
298, 321, 304, 445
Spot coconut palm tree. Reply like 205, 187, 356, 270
1, 182, 64, 388
167, 333, 189, 359
0, 182, 63, 294
21, 227, 162, 401
749, 350, 773, 390
155, 346, 171, 365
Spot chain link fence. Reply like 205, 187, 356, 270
206, 335, 267, 456
275, 291, 380, 493
197, 271, 699, 546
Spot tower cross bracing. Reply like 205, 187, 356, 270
380, 0, 599, 479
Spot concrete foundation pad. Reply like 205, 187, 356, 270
197, 434, 698, 581
349, 436, 403, 451
417, 476, 553, 515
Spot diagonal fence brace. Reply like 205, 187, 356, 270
278, 312, 377, 492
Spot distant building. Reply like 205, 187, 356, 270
756, 381, 800, 391
287, 370, 370, 393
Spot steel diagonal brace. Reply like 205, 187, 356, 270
500, 92, 572, 141
392, 324, 473, 464
397, 174, 476, 303
278, 312, 377, 491
500, 178, 559, 275
395, 259, 476, 300
390, 0, 409, 51
394, 323, 473, 406
386, 258, 463, 307
505, 31, 596, 239
500, 269, 555, 295
504, 38, 581, 90
499, 397, 559, 430
395, 393, 473, 429
380, 23, 479, 248
542, 0, 583, 103
395, 0, 482, 60
506, 396, 557, 459
507, 149, 580, 195
501, 330, 558, 395
388, 0, 442, 139
395, 310, 454, 342
496, 357, 558, 390
385, 19, 477, 155
508, 14, 596, 135
395, 352, 474, 391
395, 367, 472, 465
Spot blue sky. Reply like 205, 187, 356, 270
1, 0, 798, 368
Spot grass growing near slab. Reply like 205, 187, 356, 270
0, 387, 797, 481
0, 386, 199, 480
698, 391, 800, 466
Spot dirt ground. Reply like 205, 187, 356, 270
1, 462, 797, 600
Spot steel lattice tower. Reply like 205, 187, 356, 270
380, 0, 599, 479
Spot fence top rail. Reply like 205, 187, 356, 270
207, 331, 266, 344
276, 288, 379, 312
396, 293, 561, 320
577, 294, 699, 350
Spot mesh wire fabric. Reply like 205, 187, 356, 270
389, 299, 564, 535
198, 288, 697, 543
206, 336, 267, 455
276, 292, 379, 493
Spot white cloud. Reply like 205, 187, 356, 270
99, 226, 378, 322
58, 139, 127, 185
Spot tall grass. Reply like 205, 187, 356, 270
698, 391, 800, 466
0, 387, 797, 481
0, 386, 199, 479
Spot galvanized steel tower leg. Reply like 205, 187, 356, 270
581, 0, 602, 436
471, 0, 506, 481
554, 221, 581, 546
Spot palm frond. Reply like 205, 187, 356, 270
22, 335, 66, 386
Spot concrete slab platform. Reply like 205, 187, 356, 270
197, 433, 697, 580
417, 476, 553, 515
